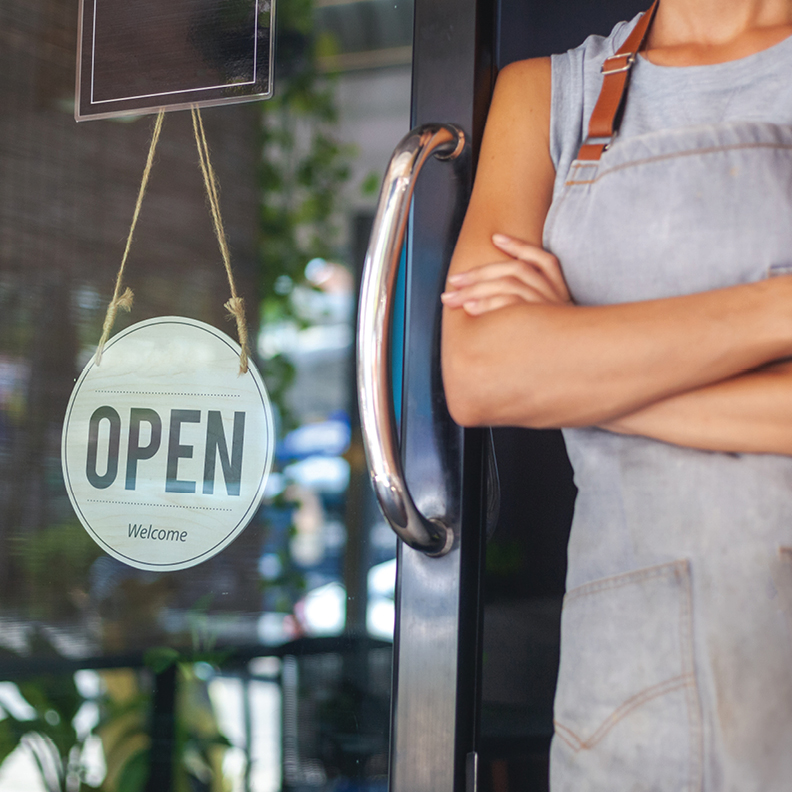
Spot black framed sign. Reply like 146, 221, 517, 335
76, 0, 274, 121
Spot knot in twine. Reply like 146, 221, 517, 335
224, 296, 249, 374
95, 287, 134, 366
94, 107, 251, 375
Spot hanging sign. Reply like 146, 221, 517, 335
62, 317, 274, 571
75, 0, 274, 121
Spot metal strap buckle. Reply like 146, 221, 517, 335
581, 136, 612, 153
601, 52, 636, 76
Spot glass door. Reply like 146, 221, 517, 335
0, 0, 414, 790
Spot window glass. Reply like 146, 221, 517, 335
0, 0, 412, 788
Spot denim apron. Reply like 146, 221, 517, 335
543, 31, 792, 792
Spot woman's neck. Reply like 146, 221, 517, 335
646, 0, 792, 65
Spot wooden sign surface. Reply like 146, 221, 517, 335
76, 0, 273, 120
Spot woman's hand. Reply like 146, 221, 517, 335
441, 233, 571, 315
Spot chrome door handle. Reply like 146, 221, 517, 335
357, 123, 465, 557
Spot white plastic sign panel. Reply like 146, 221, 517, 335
76, 0, 274, 121
62, 317, 274, 571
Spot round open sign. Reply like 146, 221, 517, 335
62, 317, 274, 571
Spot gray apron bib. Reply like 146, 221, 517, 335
544, 104, 792, 792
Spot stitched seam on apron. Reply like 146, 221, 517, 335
565, 141, 792, 185
553, 673, 695, 751
678, 559, 703, 792
563, 559, 687, 605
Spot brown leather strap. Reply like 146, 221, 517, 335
576, 0, 659, 161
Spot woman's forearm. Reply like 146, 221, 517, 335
600, 361, 792, 454
442, 276, 792, 429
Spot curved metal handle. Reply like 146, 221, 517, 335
357, 123, 465, 557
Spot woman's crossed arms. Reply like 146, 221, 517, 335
441, 57, 792, 454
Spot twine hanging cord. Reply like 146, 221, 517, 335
94, 110, 163, 367
191, 106, 250, 374
95, 107, 251, 374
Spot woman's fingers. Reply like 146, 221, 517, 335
491, 233, 571, 302
447, 260, 560, 304
442, 235, 571, 316
442, 272, 555, 314
455, 294, 522, 315
446, 237, 571, 304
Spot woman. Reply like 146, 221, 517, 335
441, 1, 792, 789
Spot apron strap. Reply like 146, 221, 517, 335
577, 0, 659, 161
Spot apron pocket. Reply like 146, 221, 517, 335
551, 560, 702, 792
